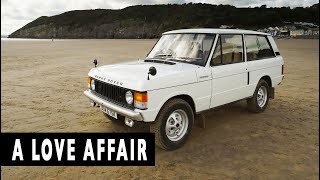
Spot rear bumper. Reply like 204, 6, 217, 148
83, 90, 144, 121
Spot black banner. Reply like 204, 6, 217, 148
0, 133, 155, 166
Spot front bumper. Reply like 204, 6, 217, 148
83, 90, 144, 121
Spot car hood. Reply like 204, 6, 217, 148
88, 60, 200, 91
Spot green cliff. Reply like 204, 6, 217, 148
9, 3, 319, 39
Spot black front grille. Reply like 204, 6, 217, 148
94, 79, 133, 109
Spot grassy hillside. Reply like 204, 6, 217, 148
9, 3, 319, 39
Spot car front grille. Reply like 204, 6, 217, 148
93, 79, 133, 109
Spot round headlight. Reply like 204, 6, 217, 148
91, 79, 95, 90
125, 91, 133, 104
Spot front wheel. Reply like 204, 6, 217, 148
247, 79, 270, 113
150, 98, 194, 150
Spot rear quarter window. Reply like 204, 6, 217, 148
245, 35, 275, 61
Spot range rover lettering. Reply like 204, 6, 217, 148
84, 29, 284, 150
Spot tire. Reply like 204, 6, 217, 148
150, 98, 194, 150
103, 113, 125, 124
247, 79, 270, 113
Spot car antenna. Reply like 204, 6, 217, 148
93, 58, 97, 68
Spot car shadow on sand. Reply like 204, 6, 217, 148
106, 100, 256, 149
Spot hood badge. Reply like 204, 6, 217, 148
94, 75, 123, 86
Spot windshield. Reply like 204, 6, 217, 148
147, 33, 216, 66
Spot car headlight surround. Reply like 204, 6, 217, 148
91, 79, 95, 90
125, 91, 134, 105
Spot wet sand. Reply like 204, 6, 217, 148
1, 39, 319, 179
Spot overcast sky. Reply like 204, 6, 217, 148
1, 0, 318, 35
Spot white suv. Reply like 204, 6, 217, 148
84, 28, 284, 150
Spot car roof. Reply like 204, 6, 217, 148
163, 28, 269, 36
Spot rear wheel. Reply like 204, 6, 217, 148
247, 79, 270, 113
150, 98, 194, 150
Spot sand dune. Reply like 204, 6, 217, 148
1, 39, 319, 179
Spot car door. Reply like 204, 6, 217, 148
209, 34, 249, 108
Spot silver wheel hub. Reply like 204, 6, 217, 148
257, 86, 268, 108
165, 109, 189, 141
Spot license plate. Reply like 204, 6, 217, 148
100, 105, 117, 119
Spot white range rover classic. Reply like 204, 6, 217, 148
84, 28, 284, 150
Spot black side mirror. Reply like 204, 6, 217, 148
147, 66, 157, 80
149, 66, 157, 76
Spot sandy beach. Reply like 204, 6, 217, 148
1, 39, 319, 179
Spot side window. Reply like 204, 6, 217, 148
221, 35, 243, 64
256, 36, 275, 59
211, 34, 243, 66
245, 35, 259, 61
245, 35, 275, 61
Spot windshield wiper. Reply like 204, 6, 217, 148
144, 59, 176, 65
176, 57, 202, 60
154, 54, 173, 58
145, 57, 176, 64
167, 57, 204, 66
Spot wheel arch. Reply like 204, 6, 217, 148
260, 75, 272, 87
155, 93, 196, 119
170, 94, 196, 114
